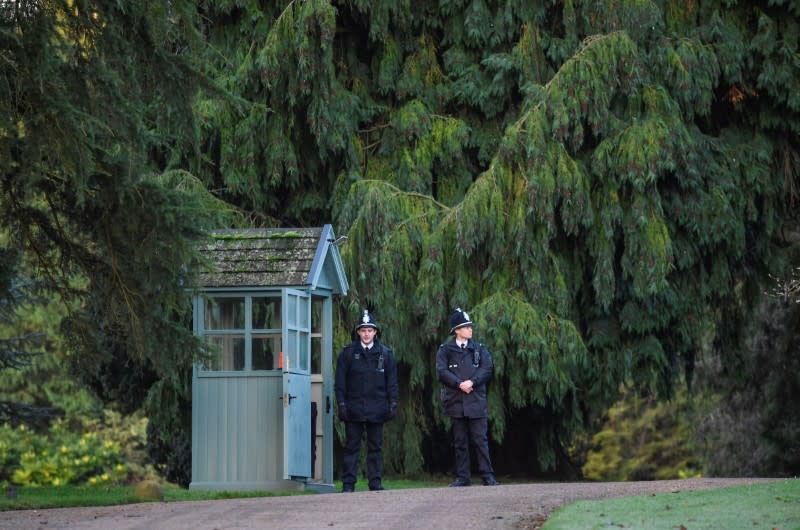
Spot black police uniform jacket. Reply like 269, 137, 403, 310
335, 340, 399, 423
436, 339, 493, 419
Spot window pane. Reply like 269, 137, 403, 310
287, 295, 297, 327
286, 331, 297, 370
311, 337, 321, 374
198, 340, 221, 371
311, 298, 323, 334
204, 298, 244, 329
253, 335, 281, 370
203, 335, 245, 371
298, 331, 310, 372
253, 297, 281, 329
297, 296, 309, 328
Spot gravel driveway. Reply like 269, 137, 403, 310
0, 478, 776, 530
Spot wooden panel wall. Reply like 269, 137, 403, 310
191, 374, 283, 487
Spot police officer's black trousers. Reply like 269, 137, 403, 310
451, 416, 494, 481
343, 421, 384, 487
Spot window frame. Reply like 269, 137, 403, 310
194, 291, 283, 376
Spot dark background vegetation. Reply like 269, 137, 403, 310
1, 0, 798, 486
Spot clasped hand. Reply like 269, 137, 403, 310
458, 380, 474, 394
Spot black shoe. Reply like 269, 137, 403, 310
448, 478, 472, 487
482, 475, 499, 486
342, 484, 355, 493
369, 481, 385, 491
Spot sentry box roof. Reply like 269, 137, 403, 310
195, 224, 348, 295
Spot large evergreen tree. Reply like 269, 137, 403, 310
0, 0, 232, 481
190, 0, 797, 475
0, 249, 53, 425
4, 0, 797, 482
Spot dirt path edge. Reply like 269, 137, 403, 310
0, 477, 781, 530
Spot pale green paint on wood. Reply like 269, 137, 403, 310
191, 374, 283, 486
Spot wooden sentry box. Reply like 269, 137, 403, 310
189, 225, 348, 492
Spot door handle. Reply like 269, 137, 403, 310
326, 396, 331, 413
281, 393, 298, 406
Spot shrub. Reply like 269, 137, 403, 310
8, 422, 125, 486
0, 423, 39, 486
1, 410, 153, 487
581, 385, 702, 481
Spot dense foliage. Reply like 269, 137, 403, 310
0, 0, 233, 472
2, 0, 798, 481
0, 251, 53, 425
580, 385, 701, 481
312, 0, 795, 473
694, 289, 800, 477
0, 282, 100, 425
0, 411, 150, 487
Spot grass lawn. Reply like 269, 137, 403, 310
0, 477, 448, 511
0, 483, 309, 511
542, 478, 800, 530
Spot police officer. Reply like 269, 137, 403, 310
335, 309, 398, 492
436, 307, 498, 487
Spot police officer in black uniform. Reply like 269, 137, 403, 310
335, 310, 398, 492
436, 307, 498, 487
